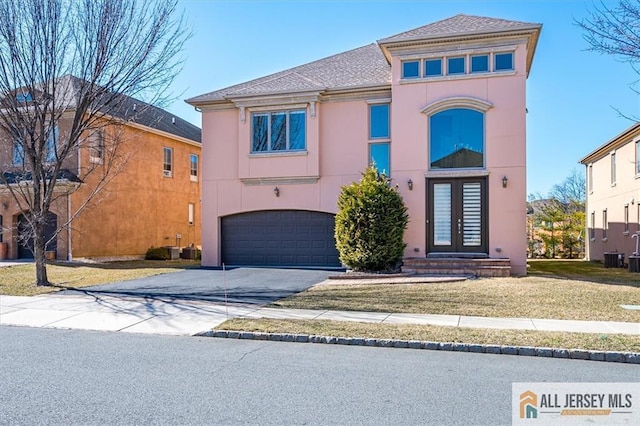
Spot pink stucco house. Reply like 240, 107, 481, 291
580, 123, 640, 264
187, 14, 542, 276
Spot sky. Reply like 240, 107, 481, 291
165, 0, 640, 196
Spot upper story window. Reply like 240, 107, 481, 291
494, 52, 514, 71
447, 57, 465, 75
589, 211, 595, 240
602, 209, 608, 239
188, 203, 195, 226
425, 58, 442, 77
610, 152, 616, 185
252, 110, 306, 153
190, 154, 199, 181
369, 103, 390, 139
401, 60, 420, 79
16, 92, 32, 102
471, 55, 489, 73
430, 108, 484, 169
163, 147, 173, 177
44, 126, 58, 164
89, 130, 104, 164
13, 141, 24, 166
587, 164, 593, 193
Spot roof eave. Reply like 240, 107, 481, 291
579, 122, 640, 164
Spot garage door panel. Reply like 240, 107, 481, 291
221, 210, 340, 267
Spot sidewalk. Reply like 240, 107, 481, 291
1, 293, 638, 336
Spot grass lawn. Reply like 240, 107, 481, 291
0, 260, 200, 296
269, 260, 640, 322
219, 318, 640, 353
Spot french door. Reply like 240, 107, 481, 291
427, 177, 487, 254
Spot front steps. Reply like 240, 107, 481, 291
402, 257, 511, 277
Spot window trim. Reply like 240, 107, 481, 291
610, 151, 616, 186
251, 109, 307, 153
163, 147, 173, 178
401, 60, 420, 79
189, 154, 199, 182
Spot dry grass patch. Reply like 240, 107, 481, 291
220, 318, 640, 353
271, 276, 640, 322
0, 260, 199, 296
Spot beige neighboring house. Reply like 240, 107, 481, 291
580, 122, 640, 262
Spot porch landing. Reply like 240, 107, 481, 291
402, 257, 511, 277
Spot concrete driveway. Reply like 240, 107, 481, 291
61, 267, 335, 304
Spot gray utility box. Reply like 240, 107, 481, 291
603, 252, 624, 268
165, 246, 180, 260
180, 247, 197, 260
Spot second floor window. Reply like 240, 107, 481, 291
45, 126, 58, 163
89, 130, 104, 163
587, 164, 593, 193
636, 140, 640, 176
190, 154, 198, 181
13, 141, 24, 166
589, 211, 595, 240
163, 147, 173, 177
611, 152, 616, 185
252, 110, 306, 153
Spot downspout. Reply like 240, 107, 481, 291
67, 191, 72, 262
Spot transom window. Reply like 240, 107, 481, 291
471, 55, 489, 73
252, 110, 306, 153
401, 60, 420, 79
430, 108, 484, 169
400, 51, 515, 81
447, 57, 465, 75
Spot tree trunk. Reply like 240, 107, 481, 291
33, 222, 50, 286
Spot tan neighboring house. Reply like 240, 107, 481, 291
0, 76, 202, 261
580, 122, 640, 262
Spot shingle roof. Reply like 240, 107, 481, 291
60, 75, 201, 143
3, 169, 82, 184
378, 14, 541, 44
186, 43, 391, 104
187, 14, 541, 105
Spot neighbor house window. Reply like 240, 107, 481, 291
251, 110, 306, 153
611, 152, 616, 185
602, 209, 608, 239
163, 147, 173, 177
624, 205, 630, 233
402, 60, 420, 79
447, 57, 465, 75
425, 59, 442, 77
369, 103, 390, 139
13, 141, 24, 166
471, 55, 489, 73
588, 164, 593, 193
589, 211, 595, 240
89, 130, 104, 163
188, 203, 195, 226
430, 108, 484, 169
190, 154, 198, 181
494, 52, 514, 71
16, 92, 32, 102
45, 126, 58, 163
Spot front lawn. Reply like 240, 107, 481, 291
0, 260, 200, 296
269, 260, 640, 322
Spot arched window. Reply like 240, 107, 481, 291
429, 108, 484, 169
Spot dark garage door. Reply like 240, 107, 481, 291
221, 210, 340, 267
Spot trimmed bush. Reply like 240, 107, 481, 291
145, 246, 170, 260
335, 166, 409, 272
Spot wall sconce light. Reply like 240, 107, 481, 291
407, 179, 413, 191
502, 176, 508, 188
274, 186, 280, 197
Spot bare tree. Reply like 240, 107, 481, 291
0, 0, 189, 285
577, 0, 640, 117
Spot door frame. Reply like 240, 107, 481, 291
425, 176, 488, 255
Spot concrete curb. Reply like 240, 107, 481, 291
196, 330, 640, 364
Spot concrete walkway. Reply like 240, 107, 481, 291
1, 293, 638, 336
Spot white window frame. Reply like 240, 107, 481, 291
163, 147, 173, 177
190, 154, 198, 182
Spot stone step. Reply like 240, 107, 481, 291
402, 257, 511, 277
